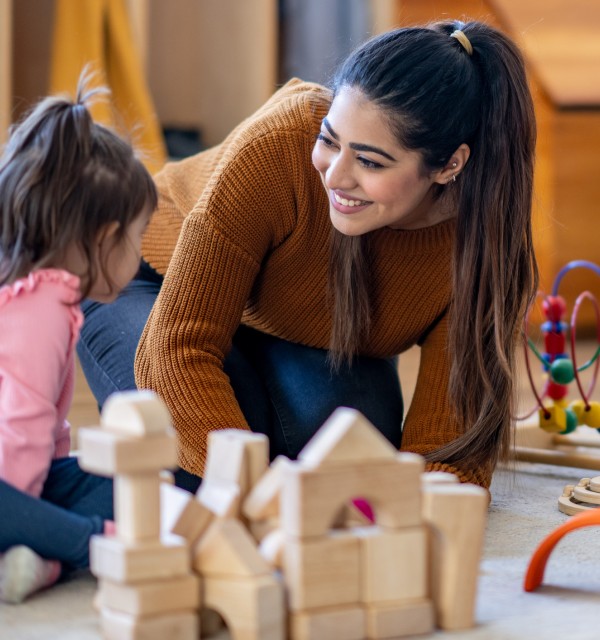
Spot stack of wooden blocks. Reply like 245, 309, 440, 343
78, 392, 489, 640
78, 391, 200, 639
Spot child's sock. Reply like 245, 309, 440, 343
0, 546, 61, 604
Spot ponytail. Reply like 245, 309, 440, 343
431, 20, 538, 469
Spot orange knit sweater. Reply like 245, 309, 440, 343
137, 79, 492, 488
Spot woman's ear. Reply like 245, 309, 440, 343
433, 143, 471, 185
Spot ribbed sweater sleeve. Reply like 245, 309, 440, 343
136, 81, 331, 474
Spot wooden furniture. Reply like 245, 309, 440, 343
487, 0, 600, 330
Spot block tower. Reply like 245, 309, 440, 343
78, 391, 200, 639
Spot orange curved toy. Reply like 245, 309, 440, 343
524, 509, 600, 591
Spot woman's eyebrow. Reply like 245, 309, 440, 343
322, 118, 396, 162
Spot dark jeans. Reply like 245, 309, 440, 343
0, 457, 112, 570
77, 261, 404, 467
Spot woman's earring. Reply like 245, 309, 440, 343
452, 174, 456, 183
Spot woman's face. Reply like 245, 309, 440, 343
312, 86, 449, 236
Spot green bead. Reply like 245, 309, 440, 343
559, 408, 578, 434
550, 359, 575, 385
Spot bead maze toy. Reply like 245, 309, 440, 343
78, 391, 489, 640
515, 260, 600, 471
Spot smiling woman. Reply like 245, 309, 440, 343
77, 19, 537, 492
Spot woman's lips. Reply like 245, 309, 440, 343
330, 190, 371, 214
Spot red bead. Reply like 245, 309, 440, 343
547, 381, 568, 400
544, 332, 565, 355
542, 295, 567, 322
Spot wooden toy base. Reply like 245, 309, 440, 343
514, 419, 600, 471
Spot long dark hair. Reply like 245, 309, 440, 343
328, 20, 538, 469
0, 70, 157, 299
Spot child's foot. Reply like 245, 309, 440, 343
0, 546, 61, 604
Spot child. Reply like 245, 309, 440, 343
0, 73, 157, 603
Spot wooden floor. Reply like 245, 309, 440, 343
68, 339, 600, 446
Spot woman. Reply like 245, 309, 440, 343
78, 20, 537, 489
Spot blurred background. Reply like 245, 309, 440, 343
1, 0, 599, 323
1, 0, 600, 427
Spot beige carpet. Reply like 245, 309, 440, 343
3, 458, 600, 639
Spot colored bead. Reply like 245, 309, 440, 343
544, 332, 566, 355
570, 400, 587, 425
539, 406, 567, 433
547, 380, 568, 400
549, 358, 575, 385
541, 321, 568, 334
583, 402, 600, 429
542, 295, 567, 322
559, 408, 578, 434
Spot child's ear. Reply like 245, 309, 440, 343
97, 221, 121, 248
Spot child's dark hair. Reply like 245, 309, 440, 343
328, 20, 538, 472
0, 70, 158, 298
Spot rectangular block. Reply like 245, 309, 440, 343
115, 474, 161, 543
78, 427, 177, 475
283, 530, 360, 611
99, 574, 200, 616
281, 457, 423, 538
357, 525, 428, 604
289, 604, 366, 640
91, 535, 189, 584
101, 607, 198, 640
366, 599, 434, 639
161, 482, 213, 543
203, 574, 285, 640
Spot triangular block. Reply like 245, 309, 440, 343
193, 518, 271, 578
298, 407, 397, 468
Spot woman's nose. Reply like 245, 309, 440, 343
326, 153, 356, 191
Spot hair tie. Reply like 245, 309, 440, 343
450, 30, 473, 56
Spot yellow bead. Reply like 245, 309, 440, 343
583, 402, 600, 428
539, 406, 567, 433
569, 400, 587, 426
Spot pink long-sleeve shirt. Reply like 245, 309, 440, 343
0, 269, 82, 497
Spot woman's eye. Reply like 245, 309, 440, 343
317, 133, 336, 147
358, 156, 383, 170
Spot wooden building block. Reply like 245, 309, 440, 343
199, 608, 225, 637
289, 604, 366, 640
249, 518, 280, 544
78, 427, 177, 476
283, 530, 361, 611
193, 518, 271, 577
101, 390, 173, 437
298, 407, 398, 468
422, 483, 488, 630
421, 472, 459, 485
99, 574, 200, 616
101, 607, 198, 640
197, 480, 241, 518
259, 528, 285, 569
161, 482, 213, 543
356, 525, 427, 604
90, 535, 188, 584
281, 456, 424, 538
365, 598, 434, 639
203, 574, 285, 640
204, 429, 269, 497
115, 474, 161, 543
243, 455, 289, 520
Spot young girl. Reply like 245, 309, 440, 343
0, 75, 157, 603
